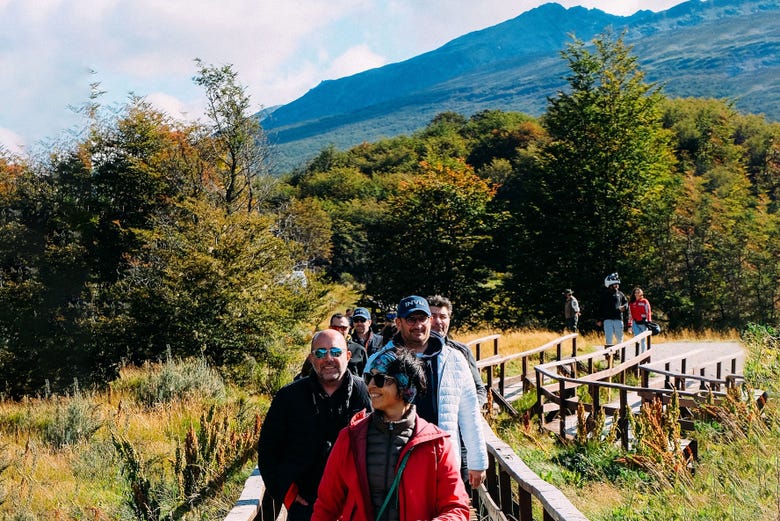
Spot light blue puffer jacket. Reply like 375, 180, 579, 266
365, 333, 488, 471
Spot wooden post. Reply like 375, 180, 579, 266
499, 468, 513, 518
591, 383, 600, 414
571, 336, 578, 357
535, 370, 543, 416
619, 389, 629, 450
522, 357, 529, 392
559, 378, 567, 440
519, 485, 532, 520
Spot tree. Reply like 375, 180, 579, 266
112, 199, 321, 371
193, 60, 275, 213
657, 98, 780, 329
504, 31, 676, 326
366, 161, 497, 326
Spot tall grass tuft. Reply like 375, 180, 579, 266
112, 402, 261, 520
0, 444, 8, 506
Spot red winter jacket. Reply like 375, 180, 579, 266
312, 410, 469, 521
628, 298, 652, 325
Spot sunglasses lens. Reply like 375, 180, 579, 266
364, 373, 392, 387
314, 347, 343, 358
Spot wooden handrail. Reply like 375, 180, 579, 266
475, 333, 578, 368
477, 420, 589, 521
467, 334, 501, 360
223, 466, 264, 521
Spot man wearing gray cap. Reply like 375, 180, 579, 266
366, 295, 488, 491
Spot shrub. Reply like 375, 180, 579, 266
41, 389, 103, 449
113, 357, 226, 407
112, 404, 260, 520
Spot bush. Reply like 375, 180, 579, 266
113, 357, 226, 407
42, 390, 103, 449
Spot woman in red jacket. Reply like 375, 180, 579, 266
628, 286, 652, 353
312, 349, 469, 521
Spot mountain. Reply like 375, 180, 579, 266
261, 0, 780, 172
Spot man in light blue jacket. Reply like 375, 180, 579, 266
366, 295, 488, 490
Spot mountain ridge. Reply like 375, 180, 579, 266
261, 0, 780, 172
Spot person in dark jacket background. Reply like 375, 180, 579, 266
597, 273, 628, 346
258, 328, 372, 520
298, 313, 368, 378
350, 307, 384, 356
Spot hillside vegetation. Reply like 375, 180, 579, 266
2, 32, 779, 399
264, 0, 780, 171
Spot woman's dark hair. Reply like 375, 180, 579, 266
629, 286, 643, 303
383, 349, 427, 402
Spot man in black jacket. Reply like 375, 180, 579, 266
258, 328, 372, 520
349, 307, 384, 356
298, 313, 367, 377
597, 272, 628, 346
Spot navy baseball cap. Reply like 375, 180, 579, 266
397, 295, 431, 319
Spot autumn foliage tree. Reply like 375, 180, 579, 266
0, 66, 322, 397
366, 160, 498, 326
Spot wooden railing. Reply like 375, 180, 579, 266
470, 333, 578, 415
223, 466, 264, 521
475, 421, 589, 521
532, 332, 753, 448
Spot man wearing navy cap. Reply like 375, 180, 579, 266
367, 295, 488, 491
349, 307, 383, 356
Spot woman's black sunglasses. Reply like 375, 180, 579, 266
364, 372, 396, 388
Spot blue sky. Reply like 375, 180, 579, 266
0, 0, 686, 155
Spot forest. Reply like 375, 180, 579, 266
1, 34, 779, 398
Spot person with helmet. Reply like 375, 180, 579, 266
596, 273, 628, 346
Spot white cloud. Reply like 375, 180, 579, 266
325, 45, 388, 80
144, 92, 204, 122
0, 127, 26, 156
